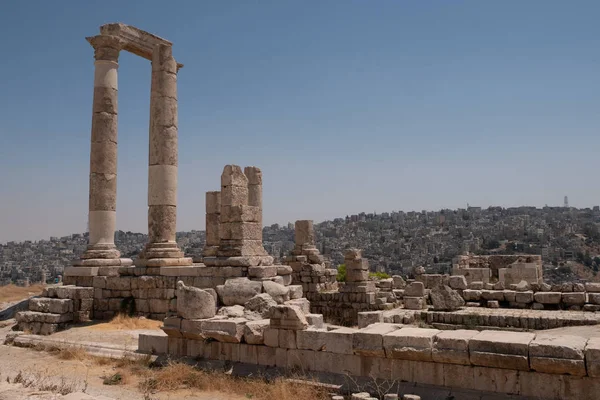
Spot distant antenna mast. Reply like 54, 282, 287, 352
564, 196, 569, 208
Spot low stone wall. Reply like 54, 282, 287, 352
357, 308, 600, 331
69, 265, 295, 320
143, 319, 600, 400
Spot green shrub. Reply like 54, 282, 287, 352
369, 271, 391, 280
336, 264, 346, 282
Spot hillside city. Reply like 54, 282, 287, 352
3, 204, 600, 287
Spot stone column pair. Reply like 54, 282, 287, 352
74, 35, 190, 274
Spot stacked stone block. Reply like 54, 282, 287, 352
203, 165, 273, 268
403, 281, 427, 310
340, 249, 376, 293
286, 220, 338, 294
201, 191, 221, 258
15, 286, 93, 335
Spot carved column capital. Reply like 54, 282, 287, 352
86, 35, 126, 62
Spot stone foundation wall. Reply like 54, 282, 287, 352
68, 264, 294, 320
142, 320, 600, 400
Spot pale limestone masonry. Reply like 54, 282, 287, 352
284, 224, 400, 325
201, 191, 221, 258
453, 254, 543, 285
203, 165, 273, 268
15, 286, 93, 334
143, 316, 600, 399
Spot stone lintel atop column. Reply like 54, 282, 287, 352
98, 23, 183, 69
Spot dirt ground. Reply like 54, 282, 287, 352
0, 344, 245, 400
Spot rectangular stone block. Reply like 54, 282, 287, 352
346, 269, 369, 282
138, 333, 168, 354
353, 323, 400, 357
257, 345, 277, 366
314, 352, 361, 376
279, 329, 297, 349
404, 282, 425, 297
403, 297, 426, 310
221, 205, 260, 223
515, 291, 534, 303
324, 327, 356, 354
534, 292, 562, 304
29, 298, 72, 314
296, 328, 327, 351
263, 327, 279, 348
529, 334, 587, 376
563, 292, 587, 305
383, 327, 439, 361
586, 337, 600, 377
206, 191, 221, 214
201, 318, 246, 343
295, 220, 314, 246
286, 349, 315, 371
432, 329, 478, 365
469, 330, 534, 371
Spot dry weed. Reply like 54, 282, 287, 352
0, 284, 44, 304
105, 314, 162, 330
137, 361, 329, 400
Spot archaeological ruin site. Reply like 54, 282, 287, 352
7, 24, 600, 400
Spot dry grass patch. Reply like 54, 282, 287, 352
0, 284, 44, 304
138, 361, 330, 400
92, 314, 162, 330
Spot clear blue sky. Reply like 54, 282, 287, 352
0, 1, 598, 243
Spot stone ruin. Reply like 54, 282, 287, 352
10, 22, 600, 400
453, 254, 543, 285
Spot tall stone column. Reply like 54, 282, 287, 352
136, 43, 191, 267
69, 35, 132, 278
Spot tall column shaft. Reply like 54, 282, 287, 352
137, 43, 191, 266
83, 35, 123, 261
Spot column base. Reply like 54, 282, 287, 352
81, 244, 121, 259
134, 257, 193, 267
69, 258, 133, 277
135, 242, 192, 267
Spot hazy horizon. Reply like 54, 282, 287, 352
1, 1, 599, 243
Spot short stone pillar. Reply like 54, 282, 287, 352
340, 249, 376, 293
202, 191, 221, 257
244, 166, 262, 228
69, 34, 133, 278
203, 165, 272, 267
285, 220, 338, 295
136, 43, 191, 267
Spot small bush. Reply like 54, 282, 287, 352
369, 271, 390, 280
336, 264, 346, 282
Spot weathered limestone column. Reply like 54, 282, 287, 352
202, 191, 221, 257
136, 43, 191, 267
69, 35, 132, 277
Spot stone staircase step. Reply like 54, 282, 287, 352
29, 297, 73, 314
15, 310, 73, 324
